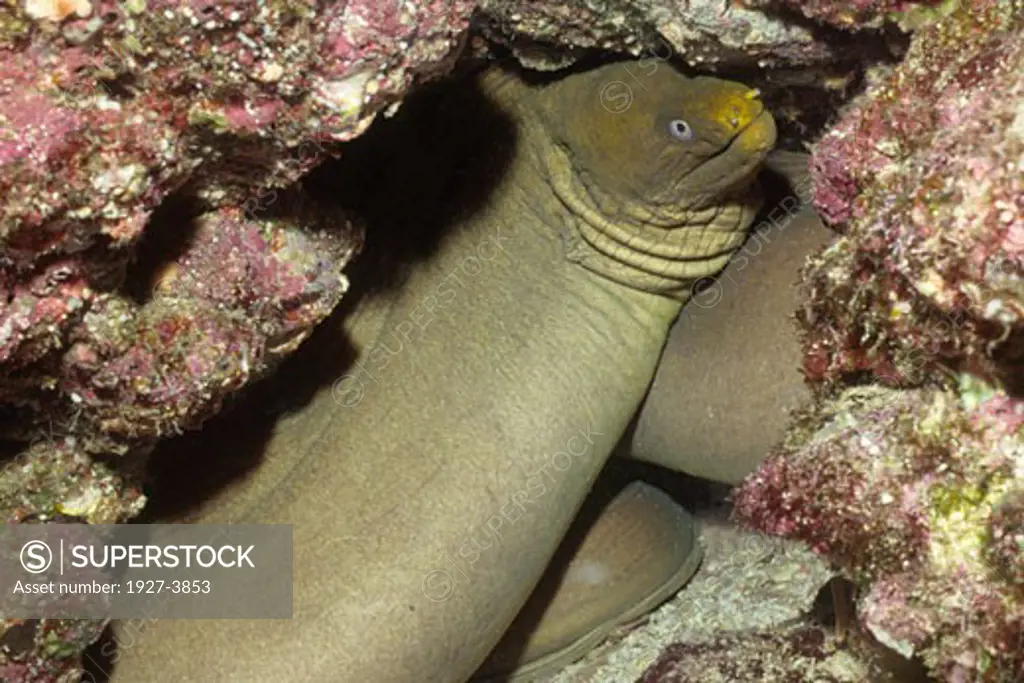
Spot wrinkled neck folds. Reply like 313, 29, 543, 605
540, 138, 763, 301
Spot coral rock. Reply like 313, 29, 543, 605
7, 195, 359, 451
735, 382, 1024, 680
636, 624, 865, 682
802, 1, 1023, 393
482, 0, 879, 71
744, 0, 955, 30
1, 0, 468, 431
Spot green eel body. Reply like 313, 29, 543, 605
627, 151, 835, 484
110, 61, 775, 682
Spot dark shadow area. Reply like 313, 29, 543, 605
97, 74, 139, 101
137, 64, 519, 522
989, 325, 1024, 397
303, 60, 520, 297
123, 193, 206, 305
758, 152, 815, 208
805, 579, 933, 682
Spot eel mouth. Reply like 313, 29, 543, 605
733, 109, 777, 155
687, 109, 777, 202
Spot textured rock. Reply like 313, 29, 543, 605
636, 625, 863, 683
25, 194, 354, 450
734, 4, 1024, 680
1, 0, 471, 448
803, 0, 1022, 394
0, 618, 108, 683
480, 0, 880, 70
735, 383, 1024, 681
745, 0, 956, 31
0, 192, 357, 674
0, 434, 143, 681
1, 437, 145, 525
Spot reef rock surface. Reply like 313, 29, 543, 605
480, 0, 870, 70
1, 0, 475, 454
735, 3, 1024, 681
745, 0, 959, 31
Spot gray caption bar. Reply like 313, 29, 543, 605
1, 524, 293, 618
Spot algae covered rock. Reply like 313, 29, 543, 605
743, 0, 960, 31
480, 0, 879, 70
1, 0, 472, 447
735, 383, 1023, 677
735, 3, 1024, 680
803, 0, 1022, 393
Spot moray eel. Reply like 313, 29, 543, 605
627, 150, 835, 484
478, 151, 835, 679
109, 61, 775, 683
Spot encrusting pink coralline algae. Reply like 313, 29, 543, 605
734, 3, 1024, 681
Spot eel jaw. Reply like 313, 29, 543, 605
735, 109, 777, 155
682, 109, 777, 207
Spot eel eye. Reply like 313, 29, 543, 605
668, 119, 693, 141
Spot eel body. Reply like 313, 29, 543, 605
110, 61, 775, 682
628, 151, 835, 483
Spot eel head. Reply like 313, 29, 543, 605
528, 61, 778, 298
537, 60, 776, 212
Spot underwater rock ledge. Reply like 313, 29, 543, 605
744, 0, 959, 31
